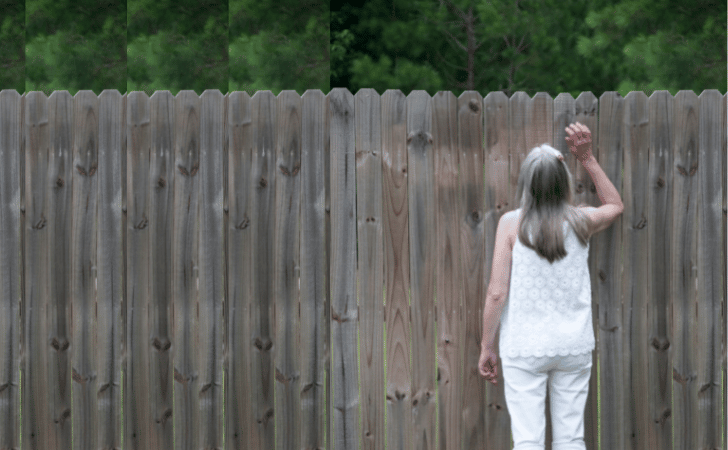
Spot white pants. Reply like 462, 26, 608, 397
501, 351, 593, 450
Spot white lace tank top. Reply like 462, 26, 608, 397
498, 210, 595, 358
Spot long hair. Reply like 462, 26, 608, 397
515, 143, 595, 263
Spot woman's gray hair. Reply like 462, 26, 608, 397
514, 143, 594, 263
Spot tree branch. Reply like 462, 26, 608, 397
435, 50, 468, 71
438, 0, 466, 20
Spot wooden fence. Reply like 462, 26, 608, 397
0, 88, 725, 450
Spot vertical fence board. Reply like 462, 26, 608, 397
723, 92, 727, 450
222, 91, 229, 450
126, 91, 151, 450
70, 90, 100, 450
458, 90, 486, 450
324, 90, 332, 450
96, 89, 124, 449
226, 91, 253, 449
433, 90, 463, 450
480, 91, 510, 448
148, 90, 176, 450
0, 89, 22, 449
47, 90, 74, 450
273, 90, 303, 450
23, 91, 50, 450
621, 91, 651, 450
300, 89, 329, 450
198, 89, 225, 449
406, 90, 437, 450
249, 90, 276, 450
646, 90, 675, 450
329, 87, 359, 450
354, 88, 385, 450
671, 89, 700, 449
121, 91, 128, 450
570, 91, 600, 450
172, 90, 201, 450
595, 91, 626, 450
382, 89, 413, 450
696, 89, 724, 449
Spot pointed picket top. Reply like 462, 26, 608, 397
99, 89, 123, 100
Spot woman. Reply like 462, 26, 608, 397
479, 122, 624, 449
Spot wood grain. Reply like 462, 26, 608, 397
354, 88, 385, 450
329, 87, 359, 450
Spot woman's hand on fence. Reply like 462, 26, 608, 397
478, 346, 499, 385
565, 122, 594, 162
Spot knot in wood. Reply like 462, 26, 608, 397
650, 336, 670, 351
152, 336, 171, 351
469, 99, 480, 112
50, 336, 70, 351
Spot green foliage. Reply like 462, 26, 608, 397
5, 0, 724, 101
230, 0, 329, 96
332, 0, 725, 98
0, 0, 25, 93
24, 0, 127, 95
18, 0, 329, 96
126, 0, 228, 96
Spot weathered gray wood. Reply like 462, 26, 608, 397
226, 90, 250, 448
671, 90, 701, 449
329, 87, 359, 450
126, 91, 152, 450
354, 88, 385, 450
621, 91, 651, 450
46, 90, 74, 450
273, 90, 303, 450
433, 90, 465, 450
70, 90, 100, 450
0, 89, 22, 450
222, 91, 229, 450
695, 89, 723, 449
406, 90, 437, 450
198, 89, 225, 449
480, 91, 510, 448
722, 92, 727, 450
22, 91, 50, 450
595, 90, 626, 449
120, 90, 127, 450
249, 90, 277, 450
382, 89, 413, 450
96, 89, 125, 449
323, 91, 332, 450
299, 89, 328, 450
172, 90, 202, 450
226, 90, 253, 449
646, 90, 674, 450
146, 90, 176, 449
569, 91, 600, 450
6, 88, 728, 450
